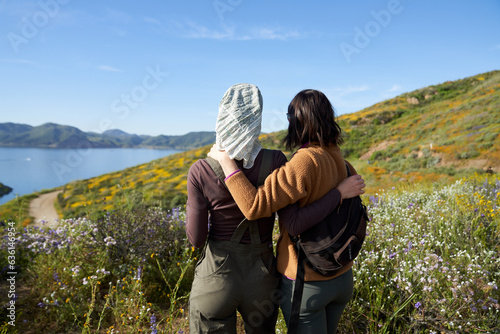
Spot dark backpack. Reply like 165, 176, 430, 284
288, 163, 368, 334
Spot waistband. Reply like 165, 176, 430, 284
208, 238, 273, 254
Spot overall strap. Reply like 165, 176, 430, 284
257, 149, 273, 187
223, 149, 274, 245
230, 218, 261, 245
206, 156, 227, 189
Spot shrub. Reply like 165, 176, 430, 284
341, 176, 500, 333
1, 203, 197, 333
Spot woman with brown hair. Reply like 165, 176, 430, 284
208, 89, 364, 333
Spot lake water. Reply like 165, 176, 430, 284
0, 147, 184, 205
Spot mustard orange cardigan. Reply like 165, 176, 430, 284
225, 144, 355, 281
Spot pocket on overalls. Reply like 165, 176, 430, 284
259, 246, 279, 279
195, 241, 231, 279
190, 241, 238, 319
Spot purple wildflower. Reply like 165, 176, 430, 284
369, 195, 379, 206
150, 314, 158, 334
53, 271, 66, 287
135, 266, 142, 280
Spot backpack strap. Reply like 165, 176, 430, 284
345, 161, 352, 177
288, 243, 306, 334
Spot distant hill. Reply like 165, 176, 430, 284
0, 182, 12, 198
0, 123, 216, 150
1, 69, 498, 223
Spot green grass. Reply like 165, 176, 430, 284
1, 175, 498, 333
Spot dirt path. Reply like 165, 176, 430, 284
29, 190, 62, 228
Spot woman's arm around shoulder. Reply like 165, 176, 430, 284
209, 145, 316, 220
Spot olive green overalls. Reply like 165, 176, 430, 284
189, 150, 280, 333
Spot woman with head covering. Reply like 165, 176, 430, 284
208, 89, 365, 333
187, 84, 364, 333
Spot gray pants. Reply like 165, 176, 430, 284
189, 221, 280, 334
280, 269, 353, 333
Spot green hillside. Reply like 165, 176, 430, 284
1, 70, 499, 223
0, 122, 216, 149
337, 70, 500, 191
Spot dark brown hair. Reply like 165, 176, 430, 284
284, 89, 343, 150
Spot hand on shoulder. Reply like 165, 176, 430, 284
207, 144, 229, 162
207, 144, 239, 177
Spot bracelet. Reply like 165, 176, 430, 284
224, 169, 241, 181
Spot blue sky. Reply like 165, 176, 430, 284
1, 0, 499, 136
